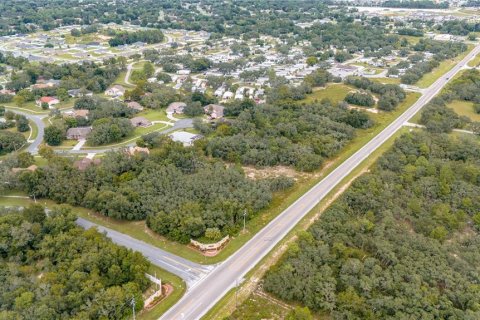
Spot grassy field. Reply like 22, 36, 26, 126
447, 100, 480, 122
400, 35, 422, 45
301, 83, 353, 104
137, 109, 170, 122
467, 54, 480, 68
416, 44, 474, 88
371, 77, 401, 85
70, 91, 420, 265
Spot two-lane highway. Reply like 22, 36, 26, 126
77, 218, 213, 287
160, 44, 480, 320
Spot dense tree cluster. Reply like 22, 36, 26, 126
437, 20, 480, 36
401, 39, 467, 85
108, 29, 164, 47
345, 76, 406, 111
88, 118, 133, 146
0, 131, 26, 154
197, 101, 373, 171
0, 205, 150, 319
264, 131, 480, 319
13, 139, 289, 242
5, 60, 123, 94
382, 0, 448, 8
344, 91, 375, 107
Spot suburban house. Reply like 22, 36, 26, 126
130, 116, 152, 128
63, 109, 89, 119
126, 146, 150, 156
73, 157, 101, 171
36, 96, 59, 109
67, 89, 93, 98
104, 84, 125, 97
166, 102, 186, 114
169, 131, 203, 147
0, 89, 15, 95
126, 101, 144, 111
66, 126, 92, 140
204, 104, 224, 119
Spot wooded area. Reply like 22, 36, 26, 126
0, 205, 150, 319
264, 131, 480, 319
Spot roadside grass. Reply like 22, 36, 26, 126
138, 265, 186, 320
0, 195, 186, 319
137, 109, 170, 122
113, 70, 135, 88
371, 77, 401, 85
203, 127, 413, 320
71, 92, 420, 265
400, 35, 422, 45
29, 120, 38, 140
447, 100, 480, 122
301, 83, 353, 105
416, 44, 474, 88
467, 54, 480, 68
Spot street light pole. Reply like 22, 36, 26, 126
243, 209, 247, 233
131, 297, 136, 320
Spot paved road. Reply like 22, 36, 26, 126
76, 218, 213, 287
6, 108, 45, 154
160, 44, 480, 320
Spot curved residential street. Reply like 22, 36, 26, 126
160, 44, 480, 320
6, 108, 46, 154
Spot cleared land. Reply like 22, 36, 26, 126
448, 100, 480, 122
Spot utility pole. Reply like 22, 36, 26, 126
131, 296, 136, 320
243, 209, 247, 233
235, 278, 239, 308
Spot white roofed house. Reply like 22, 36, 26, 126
169, 131, 203, 147
204, 104, 224, 120
105, 84, 125, 98
214, 86, 225, 97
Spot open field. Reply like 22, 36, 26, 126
448, 100, 480, 122
467, 54, 480, 68
301, 83, 353, 104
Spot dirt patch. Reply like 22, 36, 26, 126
243, 165, 310, 181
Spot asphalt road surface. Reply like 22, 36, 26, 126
160, 44, 480, 320
76, 218, 213, 287
6, 108, 45, 154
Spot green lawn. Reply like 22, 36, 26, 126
137, 109, 170, 122
371, 77, 401, 85
301, 83, 353, 105
447, 100, 480, 122
416, 45, 474, 88
467, 54, 480, 68
400, 35, 422, 45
